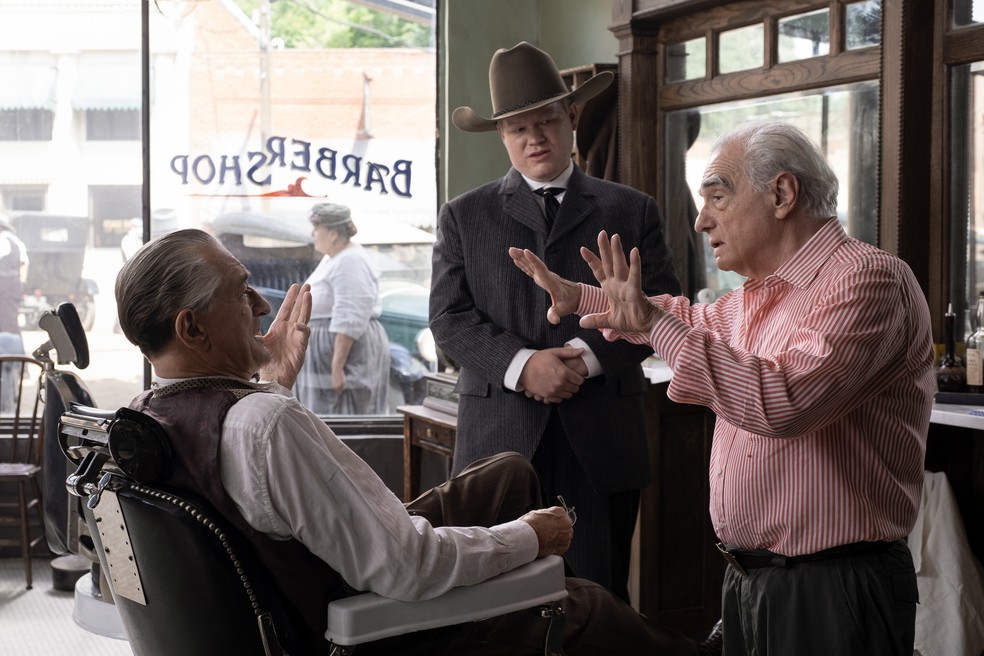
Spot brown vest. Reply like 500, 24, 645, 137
130, 379, 349, 645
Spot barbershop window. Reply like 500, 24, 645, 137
0, 1, 436, 421
657, 0, 881, 301
945, 1, 984, 334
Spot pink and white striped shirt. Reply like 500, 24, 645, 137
578, 219, 935, 555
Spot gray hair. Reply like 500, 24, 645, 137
310, 202, 357, 240
116, 228, 224, 356
713, 121, 839, 220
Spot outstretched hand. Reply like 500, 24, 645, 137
579, 231, 661, 334
260, 283, 312, 388
508, 247, 581, 324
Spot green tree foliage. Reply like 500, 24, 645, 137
235, 0, 432, 49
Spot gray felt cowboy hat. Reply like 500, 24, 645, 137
452, 41, 614, 133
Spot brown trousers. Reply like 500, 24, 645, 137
354, 452, 698, 656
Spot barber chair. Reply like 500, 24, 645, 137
61, 404, 569, 656
34, 303, 125, 637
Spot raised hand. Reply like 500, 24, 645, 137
579, 231, 662, 334
260, 283, 312, 388
508, 247, 581, 324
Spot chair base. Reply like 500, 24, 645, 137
72, 572, 127, 640
51, 554, 90, 592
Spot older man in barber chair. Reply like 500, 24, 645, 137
114, 228, 707, 655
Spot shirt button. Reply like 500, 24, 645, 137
716, 468, 723, 476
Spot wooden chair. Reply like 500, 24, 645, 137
0, 355, 46, 589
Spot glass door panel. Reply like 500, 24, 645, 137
664, 80, 879, 300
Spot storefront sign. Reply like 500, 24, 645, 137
170, 136, 413, 197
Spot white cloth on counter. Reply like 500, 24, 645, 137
907, 470, 984, 656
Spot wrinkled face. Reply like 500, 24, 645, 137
197, 243, 272, 379
497, 101, 577, 183
695, 141, 779, 279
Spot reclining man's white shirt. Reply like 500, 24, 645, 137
155, 377, 539, 602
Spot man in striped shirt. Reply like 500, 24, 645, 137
510, 121, 935, 656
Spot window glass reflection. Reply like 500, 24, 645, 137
846, 1, 881, 49
0, 2, 437, 418
778, 9, 830, 62
147, 1, 437, 416
719, 24, 764, 75
665, 81, 880, 301
666, 37, 706, 82
0, 6, 143, 411
950, 61, 984, 337
953, 0, 984, 26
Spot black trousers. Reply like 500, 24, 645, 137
532, 409, 639, 603
355, 452, 698, 656
720, 539, 918, 656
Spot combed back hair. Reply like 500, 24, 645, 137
713, 121, 839, 221
116, 228, 224, 356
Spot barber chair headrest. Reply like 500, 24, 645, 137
60, 405, 172, 500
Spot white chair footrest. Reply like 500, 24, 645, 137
325, 554, 568, 646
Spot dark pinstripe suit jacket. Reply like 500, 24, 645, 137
430, 166, 681, 493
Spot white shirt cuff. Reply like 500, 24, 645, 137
505, 348, 537, 391
566, 337, 601, 378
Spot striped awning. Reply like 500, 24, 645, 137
0, 62, 57, 110
72, 59, 141, 111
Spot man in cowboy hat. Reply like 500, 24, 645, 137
430, 41, 680, 602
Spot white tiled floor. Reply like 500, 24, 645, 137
0, 558, 133, 656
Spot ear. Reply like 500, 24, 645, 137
173, 308, 209, 350
772, 172, 799, 220
568, 102, 580, 132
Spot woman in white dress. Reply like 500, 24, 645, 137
294, 203, 390, 414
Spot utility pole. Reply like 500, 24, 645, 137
260, 0, 271, 146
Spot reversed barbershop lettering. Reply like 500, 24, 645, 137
169, 136, 413, 197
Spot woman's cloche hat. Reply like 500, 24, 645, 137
451, 41, 614, 133
309, 202, 352, 228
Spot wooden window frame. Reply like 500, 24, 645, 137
611, 0, 973, 336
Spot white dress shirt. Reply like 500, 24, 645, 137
155, 376, 539, 601
504, 162, 602, 391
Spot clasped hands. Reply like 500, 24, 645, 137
508, 230, 661, 336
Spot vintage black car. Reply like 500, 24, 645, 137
12, 213, 99, 331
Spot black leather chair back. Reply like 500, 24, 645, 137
64, 406, 316, 656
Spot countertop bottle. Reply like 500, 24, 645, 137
937, 303, 966, 392
966, 293, 984, 393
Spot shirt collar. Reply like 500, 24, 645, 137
152, 374, 277, 392
522, 161, 574, 195
766, 217, 851, 289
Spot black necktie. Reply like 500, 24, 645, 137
534, 187, 563, 228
